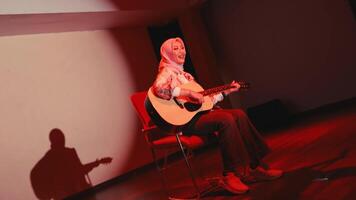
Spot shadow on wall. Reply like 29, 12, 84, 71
30, 128, 113, 200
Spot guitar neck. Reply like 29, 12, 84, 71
200, 84, 234, 96
200, 81, 249, 96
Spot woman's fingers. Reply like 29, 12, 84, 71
228, 80, 240, 94
190, 91, 204, 103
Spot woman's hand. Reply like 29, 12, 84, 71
179, 88, 204, 103
188, 91, 204, 104
224, 80, 240, 95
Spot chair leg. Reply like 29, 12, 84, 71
175, 133, 201, 199
151, 148, 171, 198
151, 134, 219, 200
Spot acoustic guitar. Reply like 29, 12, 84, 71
146, 81, 250, 126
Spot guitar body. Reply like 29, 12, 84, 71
147, 81, 214, 126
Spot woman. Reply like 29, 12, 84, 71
150, 37, 282, 194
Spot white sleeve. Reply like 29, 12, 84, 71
171, 87, 181, 97
212, 93, 224, 104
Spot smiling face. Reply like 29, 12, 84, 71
172, 40, 186, 65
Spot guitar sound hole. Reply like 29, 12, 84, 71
184, 102, 202, 112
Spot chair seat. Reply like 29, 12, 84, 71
151, 135, 207, 149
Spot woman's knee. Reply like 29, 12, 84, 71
214, 112, 236, 126
231, 109, 248, 118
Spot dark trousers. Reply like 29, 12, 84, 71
183, 109, 270, 175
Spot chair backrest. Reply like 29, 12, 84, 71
131, 91, 168, 144
130, 91, 152, 130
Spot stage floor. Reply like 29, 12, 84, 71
77, 103, 356, 200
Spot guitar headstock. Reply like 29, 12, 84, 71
237, 81, 250, 90
98, 157, 113, 165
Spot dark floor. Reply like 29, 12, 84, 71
80, 104, 356, 200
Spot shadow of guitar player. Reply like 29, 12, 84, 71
30, 128, 113, 200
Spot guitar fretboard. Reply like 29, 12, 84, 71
200, 82, 249, 96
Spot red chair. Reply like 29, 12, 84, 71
130, 91, 217, 199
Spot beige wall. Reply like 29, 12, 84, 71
0, 0, 117, 14
0, 29, 157, 199
202, 0, 356, 113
